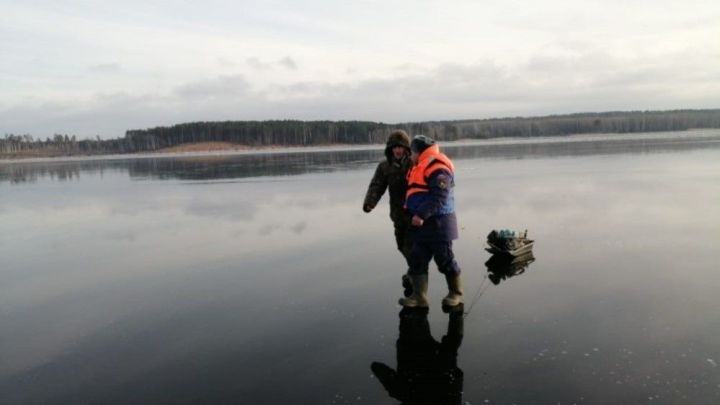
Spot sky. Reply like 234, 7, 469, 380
1, 0, 719, 139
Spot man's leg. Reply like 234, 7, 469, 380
431, 241, 463, 307
394, 217, 414, 296
393, 215, 413, 263
399, 240, 432, 307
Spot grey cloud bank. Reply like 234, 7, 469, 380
3, 55, 718, 139
1, 0, 719, 138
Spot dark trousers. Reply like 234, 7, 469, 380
394, 220, 412, 264
408, 240, 461, 276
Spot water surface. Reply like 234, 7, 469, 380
2, 132, 720, 404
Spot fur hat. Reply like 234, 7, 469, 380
386, 130, 410, 149
410, 135, 435, 153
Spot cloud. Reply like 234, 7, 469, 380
246, 57, 272, 70
1, 1, 719, 138
88, 63, 124, 74
173, 75, 251, 100
216, 57, 237, 67
1, 48, 719, 139
278, 56, 297, 70
290, 222, 306, 234
246, 56, 298, 71
104, 230, 137, 242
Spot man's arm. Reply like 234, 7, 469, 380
363, 162, 389, 212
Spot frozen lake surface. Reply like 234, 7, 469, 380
2, 132, 720, 404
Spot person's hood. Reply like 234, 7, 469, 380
384, 130, 410, 162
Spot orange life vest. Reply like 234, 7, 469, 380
405, 144, 455, 201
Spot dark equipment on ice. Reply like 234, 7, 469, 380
485, 229, 534, 257
463, 231, 537, 317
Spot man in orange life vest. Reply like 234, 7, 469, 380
399, 135, 463, 308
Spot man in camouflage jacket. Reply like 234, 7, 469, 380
363, 130, 413, 261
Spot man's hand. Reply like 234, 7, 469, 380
411, 215, 424, 226
363, 204, 373, 213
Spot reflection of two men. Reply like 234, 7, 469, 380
370, 253, 537, 404
371, 308, 464, 405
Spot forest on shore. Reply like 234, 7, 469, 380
2, 109, 720, 158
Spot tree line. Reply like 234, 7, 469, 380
3, 109, 720, 158
5, 131, 716, 185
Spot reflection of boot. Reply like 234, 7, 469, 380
398, 275, 429, 308
370, 362, 397, 393
446, 311, 464, 344
442, 273, 463, 307
401, 273, 413, 297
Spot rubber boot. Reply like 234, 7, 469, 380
401, 273, 413, 297
442, 273, 463, 307
398, 274, 429, 308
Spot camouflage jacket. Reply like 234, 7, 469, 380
364, 156, 412, 223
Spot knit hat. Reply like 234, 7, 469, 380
410, 135, 435, 153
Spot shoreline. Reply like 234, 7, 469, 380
2, 129, 720, 164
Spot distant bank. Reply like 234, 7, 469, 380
2, 109, 720, 159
